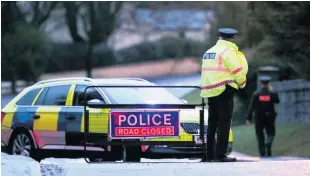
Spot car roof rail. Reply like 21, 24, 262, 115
35, 77, 94, 85
112, 77, 150, 82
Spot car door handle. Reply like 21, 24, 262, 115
33, 115, 40, 119
67, 116, 76, 121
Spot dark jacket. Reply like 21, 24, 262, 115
246, 87, 280, 121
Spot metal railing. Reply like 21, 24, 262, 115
82, 85, 206, 163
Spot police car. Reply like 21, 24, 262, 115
1, 77, 233, 162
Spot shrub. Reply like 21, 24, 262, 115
116, 36, 209, 64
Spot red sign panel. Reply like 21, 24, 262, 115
259, 95, 270, 102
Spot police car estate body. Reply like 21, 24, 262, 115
1, 77, 233, 162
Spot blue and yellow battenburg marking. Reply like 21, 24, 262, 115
66, 107, 84, 132
6, 106, 233, 142
11, 107, 37, 130
1, 107, 17, 130
2, 82, 233, 145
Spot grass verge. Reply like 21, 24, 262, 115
182, 89, 202, 104
232, 124, 310, 157
182, 90, 310, 158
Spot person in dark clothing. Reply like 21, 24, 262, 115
246, 76, 280, 157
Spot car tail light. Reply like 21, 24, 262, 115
1, 112, 5, 123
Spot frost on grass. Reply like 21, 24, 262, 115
1, 152, 42, 176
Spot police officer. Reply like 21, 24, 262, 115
246, 76, 280, 157
200, 28, 248, 162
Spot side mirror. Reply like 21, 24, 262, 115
87, 99, 105, 105
181, 99, 188, 104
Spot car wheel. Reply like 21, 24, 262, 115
8, 131, 41, 162
123, 146, 141, 162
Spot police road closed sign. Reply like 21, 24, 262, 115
109, 110, 180, 139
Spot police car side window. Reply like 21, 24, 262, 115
16, 88, 41, 106
34, 88, 48, 105
44, 85, 71, 106
35, 85, 71, 106
73, 85, 106, 106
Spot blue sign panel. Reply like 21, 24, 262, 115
109, 110, 180, 139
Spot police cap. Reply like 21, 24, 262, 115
259, 76, 272, 82
218, 28, 238, 38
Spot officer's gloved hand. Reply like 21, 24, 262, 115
239, 83, 246, 89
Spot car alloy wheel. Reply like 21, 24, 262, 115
12, 133, 32, 157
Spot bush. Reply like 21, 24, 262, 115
115, 36, 209, 64
1, 23, 52, 82
45, 43, 115, 73
43, 36, 209, 74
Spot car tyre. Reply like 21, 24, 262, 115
8, 130, 41, 162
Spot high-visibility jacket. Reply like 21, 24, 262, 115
200, 39, 248, 98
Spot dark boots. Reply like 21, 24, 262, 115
258, 136, 274, 157
258, 145, 272, 157
266, 147, 272, 157
265, 136, 274, 157
259, 145, 265, 157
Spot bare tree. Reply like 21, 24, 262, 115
2, 1, 56, 94
63, 2, 85, 43
14, 1, 58, 26
63, 1, 123, 78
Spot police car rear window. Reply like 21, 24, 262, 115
16, 88, 41, 106
35, 85, 71, 106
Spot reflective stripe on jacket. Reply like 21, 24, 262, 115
200, 40, 248, 98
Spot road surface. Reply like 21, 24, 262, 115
39, 152, 310, 176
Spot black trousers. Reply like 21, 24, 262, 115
206, 85, 236, 159
255, 116, 276, 156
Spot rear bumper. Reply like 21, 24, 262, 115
143, 142, 233, 159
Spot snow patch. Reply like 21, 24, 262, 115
1, 152, 42, 176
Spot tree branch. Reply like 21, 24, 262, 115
63, 1, 85, 43
11, 2, 26, 23
79, 12, 89, 37
32, 1, 39, 24
37, 2, 57, 25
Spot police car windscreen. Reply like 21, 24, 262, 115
101, 87, 184, 104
